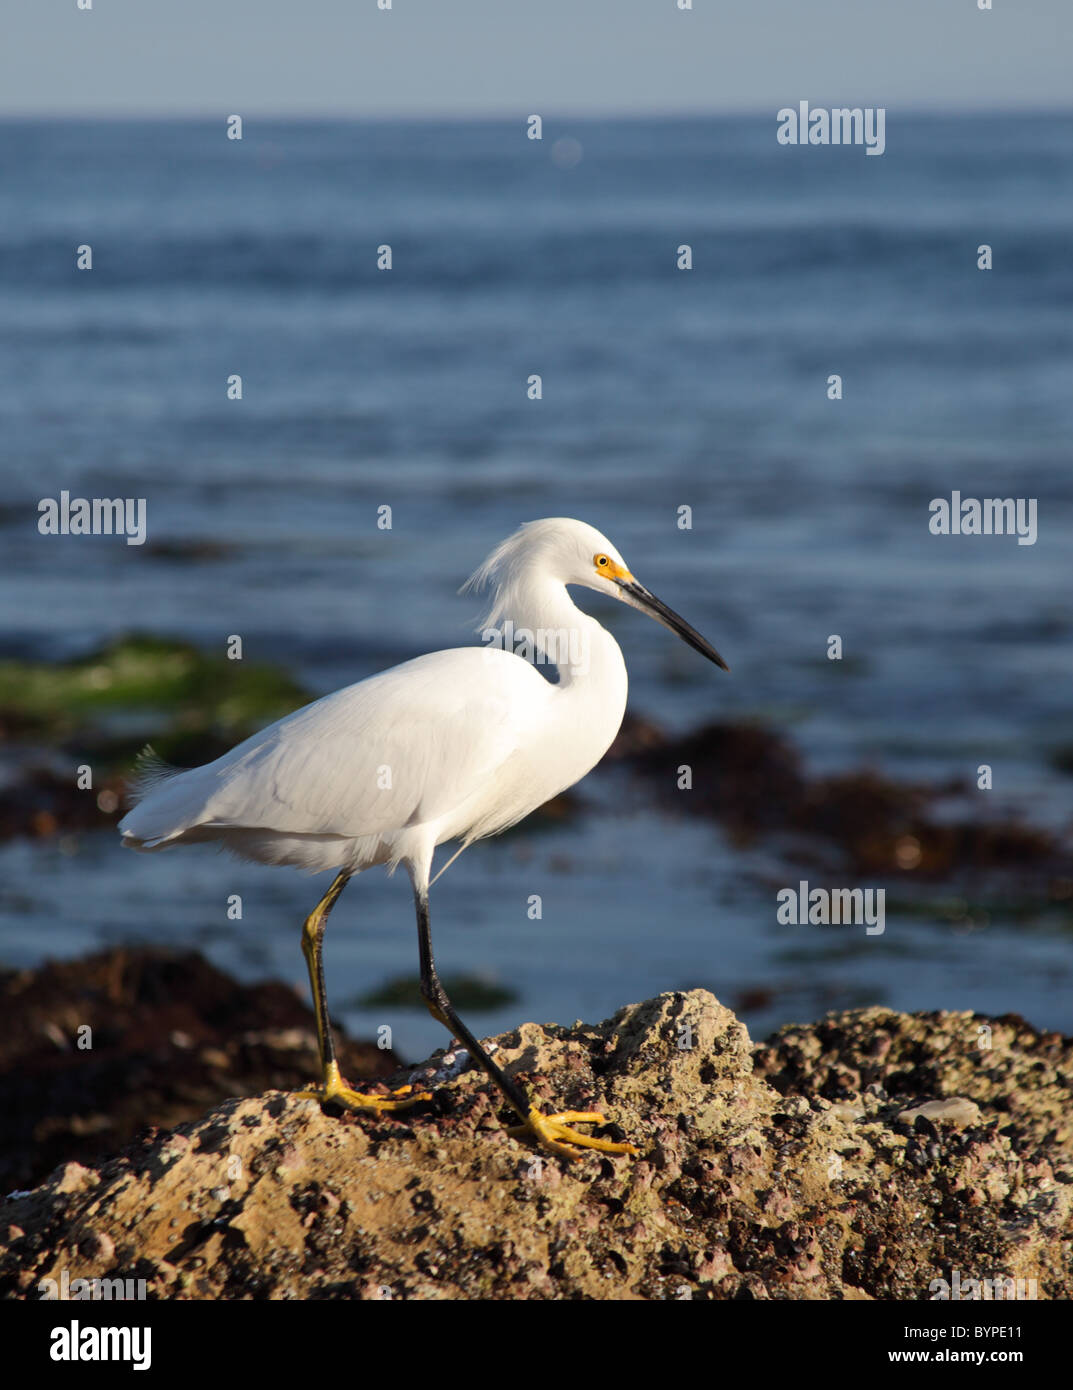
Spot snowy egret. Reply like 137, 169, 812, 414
120, 518, 728, 1158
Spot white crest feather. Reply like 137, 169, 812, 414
459, 517, 614, 631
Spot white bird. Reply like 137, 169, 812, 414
120, 518, 728, 1158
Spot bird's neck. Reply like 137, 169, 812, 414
500, 577, 626, 696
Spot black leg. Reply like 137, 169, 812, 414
296, 870, 429, 1114
301, 868, 351, 1074
414, 885, 533, 1124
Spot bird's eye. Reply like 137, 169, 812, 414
595, 554, 610, 569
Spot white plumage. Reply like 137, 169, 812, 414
122, 649, 541, 871
119, 518, 727, 1159
120, 519, 640, 879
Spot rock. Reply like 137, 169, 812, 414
617, 716, 1072, 886
897, 1098, 981, 1129
52, 1163, 97, 1196
0, 947, 401, 1192
2, 989, 1070, 1300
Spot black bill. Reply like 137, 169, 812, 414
615, 579, 730, 672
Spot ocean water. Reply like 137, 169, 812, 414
1, 116, 1071, 1059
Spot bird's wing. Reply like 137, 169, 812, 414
124, 648, 539, 844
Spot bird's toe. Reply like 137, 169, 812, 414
510, 1107, 638, 1160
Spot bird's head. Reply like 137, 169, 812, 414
463, 517, 729, 672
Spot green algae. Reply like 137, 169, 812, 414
0, 634, 312, 766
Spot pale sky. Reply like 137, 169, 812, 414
2, 0, 1070, 117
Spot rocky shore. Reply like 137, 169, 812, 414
2, 949, 1069, 1300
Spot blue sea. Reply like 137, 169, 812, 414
1, 116, 1071, 1058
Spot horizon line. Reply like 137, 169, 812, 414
1, 104, 1070, 122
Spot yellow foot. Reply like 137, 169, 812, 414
508, 1108, 638, 1161
296, 1061, 431, 1114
